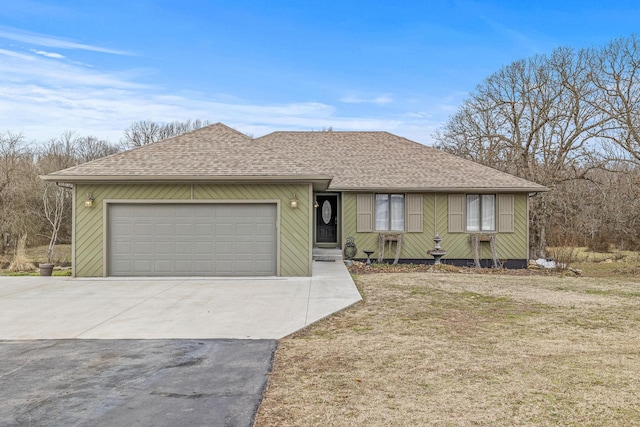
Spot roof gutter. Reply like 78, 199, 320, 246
40, 174, 334, 184
332, 186, 550, 193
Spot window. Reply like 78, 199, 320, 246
466, 194, 495, 231
375, 194, 404, 231
357, 194, 422, 233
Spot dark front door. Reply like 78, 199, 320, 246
316, 194, 338, 244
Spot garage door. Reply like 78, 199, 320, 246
108, 203, 277, 276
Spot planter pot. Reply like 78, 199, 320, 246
39, 263, 54, 276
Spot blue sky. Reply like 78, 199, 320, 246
1, 0, 639, 145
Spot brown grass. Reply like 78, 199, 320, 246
255, 272, 640, 426
7, 234, 32, 272
0, 244, 72, 271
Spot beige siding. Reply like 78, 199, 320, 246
342, 192, 528, 261
74, 183, 310, 277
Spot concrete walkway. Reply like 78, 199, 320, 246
0, 261, 361, 340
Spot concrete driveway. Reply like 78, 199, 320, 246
0, 260, 361, 340
0, 261, 360, 426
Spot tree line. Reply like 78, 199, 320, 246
434, 34, 640, 257
0, 120, 209, 260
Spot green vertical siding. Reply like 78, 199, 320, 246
74, 183, 310, 277
436, 193, 528, 260
342, 192, 529, 261
342, 193, 435, 260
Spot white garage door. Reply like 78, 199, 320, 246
108, 203, 277, 276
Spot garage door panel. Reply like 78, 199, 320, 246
195, 223, 214, 234
256, 223, 274, 235
194, 242, 214, 254
235, 261, 256, 274
112, 240, 132, 252
111, 222, 133, 235
215, 223, 234, 235
254, 261, 276, 274
153, 261, 174, 273
134, 223, 154, 235
235, 242, 255, 256
214, 260, 234, 274
154, 241, 174, 254
134, 260, 153, 273
255, 241, 274, 254
175, 223, 194, 235
155, 223, 175, 235
174, 260, 194, 273
175, 241, 195, 255
109, 203, 277, 276
134, 241, 153, 255
236, 224, 256, 236
112, 259, 132, 272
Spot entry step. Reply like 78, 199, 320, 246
312, 248, 343, 261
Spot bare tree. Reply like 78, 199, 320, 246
0, 132, 39, 253
434, 47, 608, 257
121, 120, 161, 147
42, 183, 66, 264
75, 136, 120, 163
591, 35, 640, 164
121, 119, 211, 148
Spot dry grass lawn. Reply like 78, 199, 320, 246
0, 244, 71, 268
255, 272, 640, 426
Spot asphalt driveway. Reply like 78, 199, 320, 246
0, 339, 276, 427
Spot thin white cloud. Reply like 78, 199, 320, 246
0, 34, 441, 146
479, 16, 542, 54
30, 49, 65, 59
0, 76, 413, 144
0, 25, 131, 55
407, 111, 433, 119
0, 48, 35, 60
0, 49, 150, 89
340, 95, 394, 105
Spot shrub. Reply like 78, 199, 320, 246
587, 234, 611, 253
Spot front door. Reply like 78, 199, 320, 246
316, 194, 338, 244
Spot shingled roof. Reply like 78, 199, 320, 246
254, 131, 547, 192
43, 123, 330, 183
43, 122, 547, 192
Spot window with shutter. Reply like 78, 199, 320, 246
467, 194, 496, 231
448, 194, 464, 233
375, 194, 405, 231
356, 194, 373, 232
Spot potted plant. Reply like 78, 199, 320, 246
39, 261, 54, 276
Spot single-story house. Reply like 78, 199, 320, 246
41, 123, 548, 277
